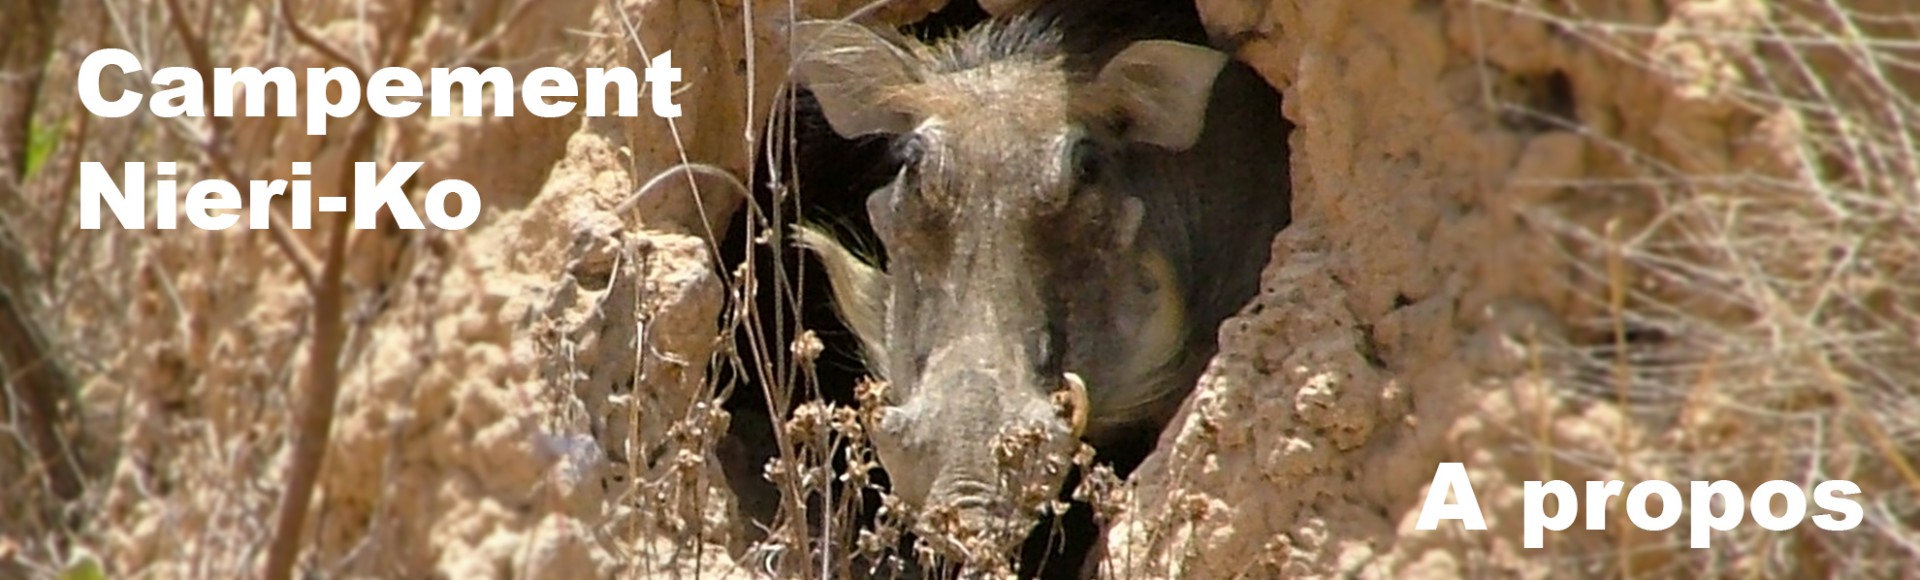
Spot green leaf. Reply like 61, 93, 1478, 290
23, 119, 59, 179
57, 550, 107, 580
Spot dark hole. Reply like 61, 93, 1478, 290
713, 0, 1274, 577
714, 80, 900, 562
901, 0, 991, 38
716, 1, 994, 575
1356, 323, 1388, 370
1562, 322, 1686, 406
1501, 69, 1578, 134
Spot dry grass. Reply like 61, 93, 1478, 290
1480, 0, 1920, 575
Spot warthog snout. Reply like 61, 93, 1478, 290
867, 361, 1088, 552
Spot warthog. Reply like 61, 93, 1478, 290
788, 2, 1292, 561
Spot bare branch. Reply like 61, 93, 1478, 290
261, 108, 381, 580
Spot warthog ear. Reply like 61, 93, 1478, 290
1096, 40, 1229, 151
791, 20, 921, 138
791, 224, 891, 374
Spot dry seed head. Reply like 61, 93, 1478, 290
911, 536, 942, 570
989, 424, 1050, 467
761, 456, 792, 486
857, 527, 898, 559
789, 329, 824, 363
1073, 463, 1126, 516
878, 491, 906, 521
1180, 491, 1213, 521
854, 377, 889, 408
829, 405, 864, 439
783, 401, 830, 442
840, 442, 878, 488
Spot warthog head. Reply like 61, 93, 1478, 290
789, 16, 1228, 555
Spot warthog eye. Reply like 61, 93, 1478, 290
892, 133, 928, 166
883, 133, 929, 209
1070, 138, 1104, 184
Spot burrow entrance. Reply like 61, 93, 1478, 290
712, 1, 1285, 576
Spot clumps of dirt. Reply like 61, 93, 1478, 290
1097, 0, 1920, 577
41, 0, 956, 576
54, 0, 749, 575
1102, 238, 1415, 577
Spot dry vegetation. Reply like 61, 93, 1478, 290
1496, 0, 1920, 574
1, 0, 1916, 578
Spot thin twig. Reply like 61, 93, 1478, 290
260, 109, 381, 580
259, 0, 452, 574
158, 0, 322, 288
615, 162, 750, 217
275, 0, 368, 75
448, 0, 542, 68
0, 247, 83, 505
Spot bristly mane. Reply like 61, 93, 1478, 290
917, 0, 1211, 78
920, 12, 1067, 73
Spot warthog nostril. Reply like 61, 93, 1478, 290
939, 479, 999, 511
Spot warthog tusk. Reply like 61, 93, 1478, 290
1055, 372, 1090, 440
